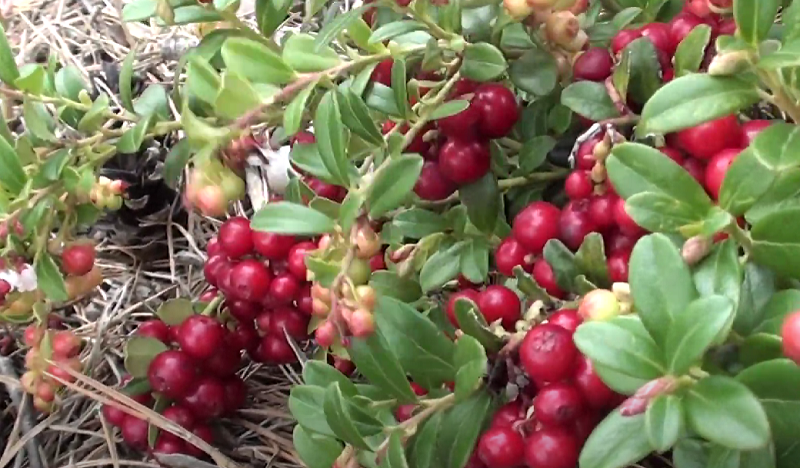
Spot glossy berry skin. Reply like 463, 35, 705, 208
705, 148, 740, 200
607, 251, 631, 283
102, 404, 127, 426
446, 289, 481, 327
269, 273, 301, 304
181, 377, 226, 420
147, 350, 197, 399
177, 315, 226, 360
185, 425, 215, 457
254, 334, 296, 364
524, 427, 580, 468
611, 29, 642, 55
306, 178, 347, 202
495, 237, 532, 277
437, 104, 480, 137
472, 83, 519, 138
491, 401, 524, 428
226, 299, 259, 322
573, 355, 615, 410
218, 217, 253, 259
371, 60, 393, 86
205, 345, 241, 378
605, 230, 639, 256
154, 437, 186, 455
137, 320, 171, 343
564, 170, 593, 200
61, 244, 96, 276
203, 255, 230, 287
575, 134, 603, 170
477, 427, 525, 468
227, 322, 259, 353
121, 416, 149, 450
395, 405, 416, 422
269, 306, 310, 340
782, 311, 800, 364
162, 405, 196, 431
414, 162, 457, 201
533, 382, 585, 426
519, 324, 578, 384
222, 377, 248, 414
287, 241, 317, 281
547, 309, 582, 334
676, 115, 742, 160
659, 146, 685, 165
587, 193, 618, 231
252, 232, 296, 260
613, 198, 646, 237
572, 412, 600, 443
438, 139, 491, 185
512, 202, 561, 254
477, 285, 521, 330
669, 13, 704, 48
532, 259, 565, 299
640, 22, 674, 55
559, 200, 598, 251
572, 47, 613, 82
740, 119, 773, 147
682, 157, 707, 185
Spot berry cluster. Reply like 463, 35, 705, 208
184, 158, 247, 217
89, 176, 128, 211
21, 326, 83, 412
202, 216, 315, 365
446, 284, 523, 332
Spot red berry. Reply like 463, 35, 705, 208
121, 416, 149, 450
491, 400, 524, 428
524, 427, 580, 468
663, 67, 675, 82
102, 403, 127, 427
477, 427, 525, 468
659, 146, 685, 165
781, 311, 800, 364
162, 404, 196, 430
181, 377, 226, 420
640, 22, 674, 55
611, 29, 642, 55
229, 259, 273, 302
269, 306, 310, 340
147, 350, 198, 399
136, 320, 171, 344
437, 104, 481, 137
572, 355, 615, 410
269, 273, 301, 305
519, 324, 578, 383
669, 13, 704, 48
575, 134, 602, 170
333, 357, 356, 376
572, 412, 600, 443
613, 198, 645, 237
295, 284, 314, 315
559, 199, 598, 251
222, 376, 247, 414
23, 325, 43, 347
587, 193, 618, 231
306, 178, 347, 202
532, 259, 565, 299
438, 139, 491, 185
547, 309, 582, 334
218, 217, 254, 259
477, 285, 521, 330
203, 254, 230, 287
287, 241, 317, 281
61, 243, 96, 276
740, 119, 773, 147
252, 232, 296, 260
564, 170, 593, 200
395, 404, 416, 422
51, 331, 81, 358
453, 78, 479, 97
154, 436, 186, 454
255, 311, 272, 333
676, 115, 742, 160
446, 289, 481, 327
371, 59, 393, 87
205, 344, 241, 377
704, 148, 740, 200
572, 48, 613, 82
414, 162, 458, 201
512, 202, 561, 254
533, 382, 585, 426
227, 322, 259, 353
495, 237, 533, 277
717, 17, 736, 36
177, 315, 225, 360
185, 425, 214, 457
206, 237, 222, 257
254, 334, 297, 364
199, 289, 218, 302
411, 382, 428, 396
682, 157, 707, 185
607, 251, 631, 283
226, 299, 259, 322
472, 83, 519, 138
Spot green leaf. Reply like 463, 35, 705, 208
55, 67, 88, 127
420, 241, 465, 292
0, 132, 28, 195
750, 206, 800, 280
134, 85, 170, 120
39, 149, 71, 182
186, 56, 221, 105
719, 123, 800, 216
155, 298, 194, 326
759, 39, 800, 70
646, 395, 684, 453
0, 24, 19, 85
636, 74, 759, 136
734, 0, 780, 44
78, 93, 111, 133
753, 289, 800, 335
315, 5, 371, 51
156, 5, 223, 24
368, 155, 423, 218
119, 49, 136, 112
392, 208, 450, 239
509, 48, 558, 96
366, 83, 403, 117
460, 173, 500, 234
315, 91, 352, 187
214, 71, 267, 120
574, 315, 666, 384
163, 139, 192, 189
289, 385, 336, 436
409, 412, 443, 468
693, 240, 742, 305
461, 43, 508, 82
560, 81, 620, 120
685, 376, 772, 450
34, 253, 68, 302
453, 336, 487, 401
460, 238, 489, 284
516, 136, 555, 174
628, 233, 698, 345
291, 143, 335, 182
674, 24, 712, 77
340, 90, 384, 145
673, 439, 709, 468
454, 298, 504, 354
391, 59, 410, 118
543, 239, 579, 292
323, 383, 372, 449
369, 21, 426, 44
375, 296, 456, 391
429, 100, 470, 120
348, 331, 418, 402
739, 332, 783, 368
579, 410, 653, 468
369, 271, 422, 303
574, 233, 610, 287
251, 201, 335, 235
380, 432, 410, 468
23, 99, 57, 142
436, 391, 493, 468
665, 295, 735, 374
744, 167, 800, 226
117, 114, 155, 153
256, 0, 292, 36
222, 37, 295, 85
623, 37, 663, 105
513, 266, 551, 303
14, 65, 46, 94
123, 336, 169, 378
293, 425, 344, 468
282, 34, 341, 72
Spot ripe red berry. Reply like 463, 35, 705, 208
437, 104, 481, 137
477, 285, 521, 330
532, 259, 565, 299
524, 427, 580, 468
269, 306, 310, 340
452, 78, 479, 97
181, 377, 226, 420
269, 273, 301, 305
519, 324, 578, 383
154, 436, 186, 454
23, 325, 43, 347
252, 232, 296, 260
559, 200, 598, 250
254, 334, 297, 364
222, 376, 248, 414
306, 177, 347, 202
572, 47, 613, 82
572, 412, 600, 443
229, 259, 273, 302
394, 404, 416, 422
438, 139, 491, 185
669, 13, 704, 49
640, 22, 674, 55
495, 237, 533, 277
61, 243, 96, 276
446, 289, 481, 327
121, 416, 149, 450
512, 202, 561, 254
411, 382, 428, 396
206, 237, 222, 257
659, 146, 685, 165
740, 119, 773, 147
162, 404, 196, 430
575, 134, 603, 170
414, 162, 458, 201
205, 344, 241, 378
681, 157, 707, 186
227, 322, 259, 353
533, 382, 585, 426
607, 251, 631, 283
611, 29, 642, 55
102, 403, 127, 427
136, 320, 171, 344
613, 198, 645, 237
472, 83, 519, 138
51, 331, 81, 358
587, 193, 617, 231
491, 400, 524, 428
185, 425, 214, 457
572, 355, 615, 410
676, 115, 742, 160
177, 316, 225, 360
704, 148, 740, 200
226, 299, 259, 322
547, 309, 582, 334
371, 59, 393, 87
781, 311, 800, 364
147, 350, 198, 399
203, 254, 230, 287
564, 170, 593, 200
218, 217, 254, 259
477, 427, 525, 468
287, 241, 317, 281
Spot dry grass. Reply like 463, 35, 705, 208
0, 1, 306, 466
